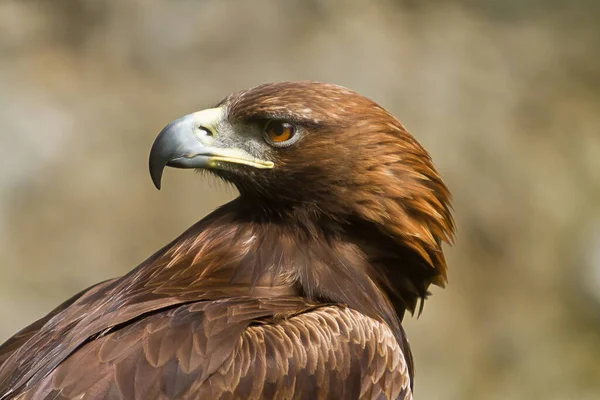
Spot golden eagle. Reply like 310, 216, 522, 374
0, 81, 454, 399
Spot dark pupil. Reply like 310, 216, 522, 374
273, 123, 285, 136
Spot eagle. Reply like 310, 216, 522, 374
0, 81, 454, 400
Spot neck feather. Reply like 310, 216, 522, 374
145, 199, 413, 324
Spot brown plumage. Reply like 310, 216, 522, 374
0, 81, 454, 399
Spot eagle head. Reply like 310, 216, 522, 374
149, 81, 454, 315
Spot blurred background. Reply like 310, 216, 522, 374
1, 0, 599, 398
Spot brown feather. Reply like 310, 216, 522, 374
10, 300, 411, 400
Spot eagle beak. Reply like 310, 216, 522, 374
149, 107, 273, 190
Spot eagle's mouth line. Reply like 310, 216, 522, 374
170, 154, 274, 169
209, 155, 274, 169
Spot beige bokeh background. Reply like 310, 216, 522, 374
1, 1, 599, 398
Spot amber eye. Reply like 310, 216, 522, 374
264, 120, 296, 145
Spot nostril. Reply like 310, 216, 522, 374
197, 126, 213, 136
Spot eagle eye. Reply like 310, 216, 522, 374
263, 120, 296, 147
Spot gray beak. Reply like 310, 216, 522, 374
149, 113, 211, 190
149, 107, 273, 190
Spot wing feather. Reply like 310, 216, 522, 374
0, 279, 117, 368
12, 300, 410, 400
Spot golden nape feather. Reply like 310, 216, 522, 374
0, 81, 454, 400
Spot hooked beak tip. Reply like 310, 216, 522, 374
152, 177, 162, 191
149, 156, 165, 190
148, 141, 166, 190
148, 113, 198, 190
